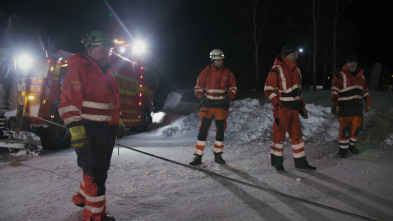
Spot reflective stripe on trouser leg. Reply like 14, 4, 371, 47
195, 140, 205, 155
291, 142, 305, 158
78, 123, 116, 221
270, 141, 283, 156
349, 138, 357, 146
214, 119, 226, 153
271, 107, 291, 166
270, 142, 284, 166
287, 111, 305, 159
339, 140, 349, 149
287, 112, 309, 168
214, 140, 223, 153
196, 117, 213, 155
81, 173, 106, 221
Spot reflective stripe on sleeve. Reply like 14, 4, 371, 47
268, 93, 278, 100
82, 101, 113, 109
81, 114, 112, 122
64, 116, 82, 125
58, 105, 80, 115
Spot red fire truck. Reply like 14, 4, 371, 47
0, 37, 158, 151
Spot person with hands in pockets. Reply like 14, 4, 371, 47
264, 44, 316, 173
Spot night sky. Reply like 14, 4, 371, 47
1, 0, 391, 109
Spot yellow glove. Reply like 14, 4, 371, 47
68, 125, 87, 149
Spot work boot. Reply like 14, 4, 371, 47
214, 152, 226, 165
296, 164, 317, 171
294, 156, 317, 171
189, 154, 202, 166
101, 215, 116, 221
274, 165, 286, 173
337, 148, 348, 158
349, 145, 359, 154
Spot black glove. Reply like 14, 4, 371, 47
200, 95, 209, 107
222, 96, 230, 107
299, 107, 308, 119
331, 106, 338, 115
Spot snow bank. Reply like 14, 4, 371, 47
158, 98, 342, 144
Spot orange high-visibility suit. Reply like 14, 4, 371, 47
331, 64, 371, 151
59, 53, 120, 221
193, 64, 237, 155
264, 55, 311, 168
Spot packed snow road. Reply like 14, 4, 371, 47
1, 90, 393, 221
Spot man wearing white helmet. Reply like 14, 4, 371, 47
190, 49, 237, 166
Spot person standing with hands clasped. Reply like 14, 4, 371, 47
58, 31, 122, 221
331, 54, 371, 158
264, 44, 316, 173
189, 49, 237, 166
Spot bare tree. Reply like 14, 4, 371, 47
311, 0, 321, 90
332, 0, 353, 74
233, 0, 276, 90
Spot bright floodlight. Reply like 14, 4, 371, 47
119, 46, 127, 53
17, 53, 33, 72
298, 48, 304, 53
133, 40, 146, 54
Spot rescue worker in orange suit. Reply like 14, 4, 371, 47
264, 44, 316, 173
331, 54, 371, 158
189, 49, 237, 166
58, 31, 120, 221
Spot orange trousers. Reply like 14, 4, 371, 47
195, 107, 228, 155
338, 116, 363, 149
270, 106, 305, 163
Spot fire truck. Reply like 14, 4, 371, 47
0, 34, 158, 151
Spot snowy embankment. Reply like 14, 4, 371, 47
1, 90, 393, 221
152, 90, 393, 147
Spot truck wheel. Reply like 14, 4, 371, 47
37, 127, 52, 149
49, 110, 70, 149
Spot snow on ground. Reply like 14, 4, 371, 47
1, 90, 393, 221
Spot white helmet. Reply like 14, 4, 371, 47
209, 49, 225, 60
